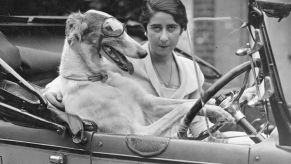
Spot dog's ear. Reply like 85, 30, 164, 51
65, 12, 88, 45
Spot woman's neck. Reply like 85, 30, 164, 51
150, 51, 173, 65
150, 49, 180, 88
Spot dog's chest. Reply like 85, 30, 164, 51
62, 78, 145, 120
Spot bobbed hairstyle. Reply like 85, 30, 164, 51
139, 0, 188, 32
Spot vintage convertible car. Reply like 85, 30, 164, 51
0, 0, 291, 163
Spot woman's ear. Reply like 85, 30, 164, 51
65, 12, 88, 45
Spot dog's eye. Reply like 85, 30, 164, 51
104, 26, 114, 32
102, 17, 125, 37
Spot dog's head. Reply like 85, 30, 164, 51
65, 10, 147, 74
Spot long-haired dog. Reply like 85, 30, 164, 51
59, 10, 222, 137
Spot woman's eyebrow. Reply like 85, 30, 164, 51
168, 24, 179, 27
149, 23, 179, 28
149, 24, 161, 26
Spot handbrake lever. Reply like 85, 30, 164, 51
0, 57, 47, 107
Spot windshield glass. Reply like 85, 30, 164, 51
181, 0, 291, 143
183, 16, 249, 88
264, 16, 291, 102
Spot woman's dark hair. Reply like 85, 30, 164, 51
139, 0, 188, 32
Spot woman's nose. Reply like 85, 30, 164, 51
159, 29, 169, 43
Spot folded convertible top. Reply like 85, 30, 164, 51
0, 15, 66, 26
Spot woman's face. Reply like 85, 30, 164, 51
146, 12, 182, 58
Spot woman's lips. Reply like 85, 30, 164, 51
159, 45, 168, 48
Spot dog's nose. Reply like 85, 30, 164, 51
138, 50, 147, 59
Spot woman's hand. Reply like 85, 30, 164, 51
203, 104, 235, 124
43, 90, 65, 110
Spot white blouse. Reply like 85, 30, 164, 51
129, 42, 205, 99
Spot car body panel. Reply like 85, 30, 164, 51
0, 120, 250, 164
1, 121, 290, 164
248, 130, 291, 164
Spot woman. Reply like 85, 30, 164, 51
129, 0, 233, 138
136, 0, 201, 99
44, 0, 233, 139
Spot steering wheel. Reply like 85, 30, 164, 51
177, 58, 261, 140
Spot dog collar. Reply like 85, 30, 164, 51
62, 72, 108, 82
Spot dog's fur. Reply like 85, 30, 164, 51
59, 10, 197, 137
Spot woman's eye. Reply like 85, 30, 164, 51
167, 25, 178, 32
150, 25, 162, 32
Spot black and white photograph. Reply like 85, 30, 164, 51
0, 0, 291, 163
